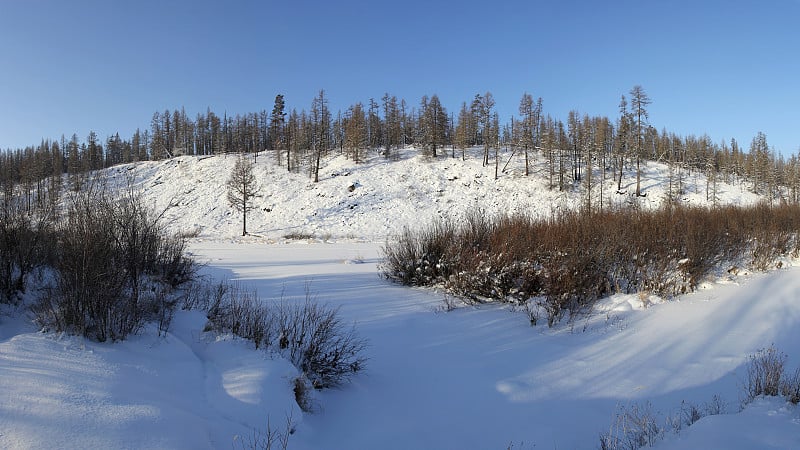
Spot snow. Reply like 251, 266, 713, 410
0, 311, 302, 449
1, 148, 798, 449
102, 147, 762, 242
655, 397, 800, 449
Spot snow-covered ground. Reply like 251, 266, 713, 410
101, 146, 762, 241
1, 149, 798, 449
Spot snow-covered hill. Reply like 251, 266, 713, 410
103, 146, 762, 241
1, 148, 798, 449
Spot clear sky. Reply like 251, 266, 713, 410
1, 0, 798, 155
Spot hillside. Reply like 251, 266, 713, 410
104, 146, 762, 241
1, 148, 799, 450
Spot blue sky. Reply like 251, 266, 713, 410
1, 0, 798, 155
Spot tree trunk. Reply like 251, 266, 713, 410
636, 155, 641, 196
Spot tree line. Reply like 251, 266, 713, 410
2, 86, 799, 213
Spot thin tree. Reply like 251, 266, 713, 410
382, 93, 401, 158
310, 90, 330, 182
518, 93, 542, 176
227, 155, 261, 236
472, 92, 495, 166
490, 113, 500, 179
616, 95, 631, 193
629, 85, 652, 197
454, 102, 471, 160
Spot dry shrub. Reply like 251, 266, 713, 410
33, 182, 195, 342
742, 345, 800, 405
205, 283, 368, 397
0, 196, 53, 303
599, 402, 664, 450
207, 283, 274, 349
382, 203, 800, 327
781, 367, 800, 405
744, 345, 786, 402
233, 412, 294, 450
382, 219, 455, 286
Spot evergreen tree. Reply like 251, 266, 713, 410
269, 94, 287, 169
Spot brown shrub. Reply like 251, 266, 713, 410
381, 203, 800, 326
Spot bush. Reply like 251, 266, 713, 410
0, 196, 53, 303
276, 296, 367, 389
233, 413, 294, 450
207, 283, 274, 349
599, 402, 663, 450
32, 181, 195, 342
744, 345, 786, 402
382, 204, 800, 327
743, 344, 800, 405
205, 282, 368, 405
780, 367, 800, 405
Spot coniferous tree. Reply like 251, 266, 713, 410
420, 94, 447, 157
616, 95, 631, 193
629, 85, 651, 197
567, 110, 582, 183
310, 90, 331, 182
382, 93, 401, 158
556, 120, 568, 191
86, 131, 102, 170
750, 131, 771, 195
67, 134, 82, 191
344, 102, 367, 162
367, 98, 382, 150
595, 116, 613, 211
490, 112, 500, 179
226, 155, 261, 236
150, 112, 166, 160
209, 110, 222, 155
454, 102, 471, 161
330, 111, 343, 154
286, 109, 301, 172
472, 92, 495, 166
269, 94, 287, 169
540, 116, 557, 189
518, 93, 542, 176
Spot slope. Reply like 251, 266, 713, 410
101, 146, 762, 241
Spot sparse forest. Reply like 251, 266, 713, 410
3, 86, 800, 215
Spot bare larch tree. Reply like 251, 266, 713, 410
227, 155, 261, 236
